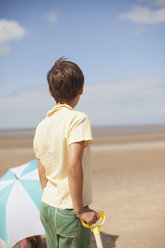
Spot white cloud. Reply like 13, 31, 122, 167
0, 19, 27, 55
119, 4, 165, 24
0, 84, 55, 128
154, 0, 165, 6
0, 19, 27, 43
0, 77, 164, 128
151, 0, 165, 5
138, 0, 165, 6
46, 12, 56, 23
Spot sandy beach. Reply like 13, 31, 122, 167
0, 128, 165, 248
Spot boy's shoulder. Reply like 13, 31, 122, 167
72, 109, 88, 118
35, 109, 90, 133
70, 110, 90, 122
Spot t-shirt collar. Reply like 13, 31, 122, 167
47, 104, 73, 117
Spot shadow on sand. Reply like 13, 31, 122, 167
13, 233, 118, 248
91, 231, 119, 248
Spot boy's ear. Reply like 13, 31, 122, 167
79, 86, 84, 95
49, 89, 54, 97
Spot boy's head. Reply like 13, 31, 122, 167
47, 57, 84, 103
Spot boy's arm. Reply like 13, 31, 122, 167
37, 159, 48, 191
67, 141, 99, 225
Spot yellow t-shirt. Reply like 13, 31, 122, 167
33, 104, 93, 208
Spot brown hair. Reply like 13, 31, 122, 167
47, 57, 84, 103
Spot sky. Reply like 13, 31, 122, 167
0, 0, 165, 128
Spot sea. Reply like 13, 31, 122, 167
0, 124, 165, 137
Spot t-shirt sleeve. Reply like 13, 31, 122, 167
68, 113, 93, 148
33, 131, 40, 159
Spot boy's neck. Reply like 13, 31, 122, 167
56, 102, 74, 109
56, 95, 80, 109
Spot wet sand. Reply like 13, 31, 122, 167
0, 131, 165, 248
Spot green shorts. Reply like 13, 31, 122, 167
40, 201, 91, 248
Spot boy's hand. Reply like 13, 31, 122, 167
76, 208, 100, 226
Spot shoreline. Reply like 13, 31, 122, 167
0, 123, 165, 137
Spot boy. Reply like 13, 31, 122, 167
33, 57, 99, 248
